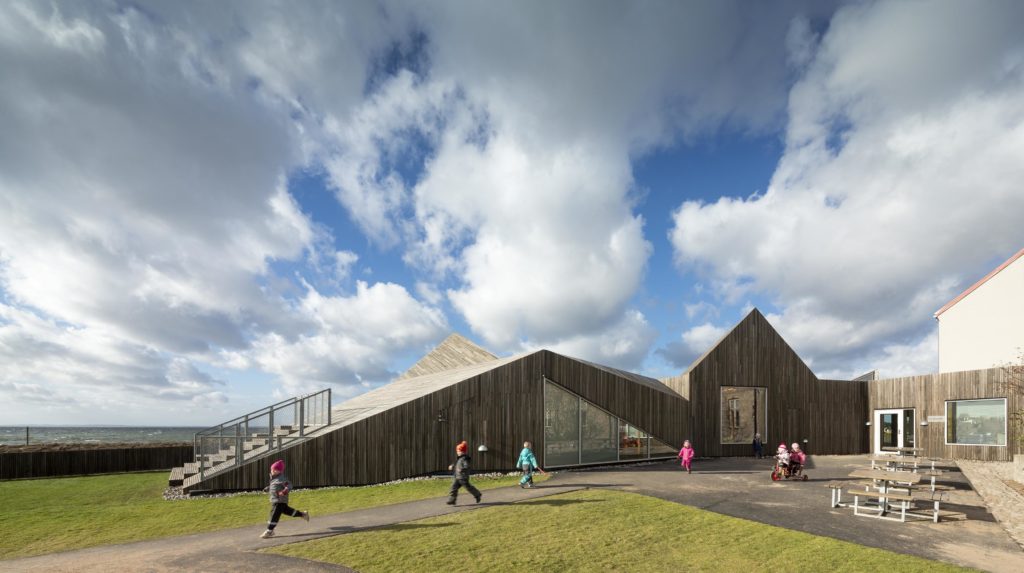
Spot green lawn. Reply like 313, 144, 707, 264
0, 471, 539, 559
268, 489, 972, 573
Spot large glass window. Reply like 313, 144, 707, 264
649, 438, 678, 458
720, 387, 768, 444
581, 401, 618, 464
544, 381, 580, 465
618, 421, 648, 461
946, 399, 1007, 446
543, 378, 675, 466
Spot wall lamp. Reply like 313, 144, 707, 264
478, 444, 488, 452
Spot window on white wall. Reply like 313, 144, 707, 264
945, 398, 1007, 446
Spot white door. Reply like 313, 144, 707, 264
875, 409, 902, 454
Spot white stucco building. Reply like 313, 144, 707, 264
935, 247, 1024, 373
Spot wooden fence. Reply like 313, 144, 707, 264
0, 445, 193, 480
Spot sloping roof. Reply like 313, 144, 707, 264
328, 349, 682, 434
397, 333, 497, 380
572, 357, 680, 397
331, 352, 529, 429
935, 247, 1024, 317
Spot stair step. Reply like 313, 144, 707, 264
184, 462, 199, 474
168, 466, 185, 487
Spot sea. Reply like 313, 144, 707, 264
0, 426, 205, 446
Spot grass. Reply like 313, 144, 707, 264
0, 471, 541, 560
267, 489, 972, 573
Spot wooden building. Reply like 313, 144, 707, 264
185, 347, 688, 492
664, 309, 870, 458
869, 368, 1022, 461
181, 305, 1021, 493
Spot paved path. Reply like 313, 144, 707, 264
5, 456, 1023, 572
550, 456, 1024, 573
3, 483, 586, 573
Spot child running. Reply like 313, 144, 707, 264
678, 439, 695, 474
446, 441, 482, 505
516, 441, 545, 488
260, 460, 309, 539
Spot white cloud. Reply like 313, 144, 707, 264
221, 281, 447, 395
656, 322, 729, 369
0, 2, 444, 421
539, 310, 658, 371
670, 0, 1024, 374
313, 2, 826, 359
0, 303, 229, 423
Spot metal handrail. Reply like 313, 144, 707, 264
194, 388, 331, 482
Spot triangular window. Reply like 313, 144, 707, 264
544, 378, 677, 467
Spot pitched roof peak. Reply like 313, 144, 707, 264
397, 333, 497, 380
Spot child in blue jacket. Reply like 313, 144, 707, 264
516, 441, 545, 488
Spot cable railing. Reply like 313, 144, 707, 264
193, 388, 331, 481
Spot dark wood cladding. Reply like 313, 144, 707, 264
0, 445, 193, 480
191, 351, 688, 492
542, 351, 688, 450
870, 368, 1023, 461
687, 309, 869, 457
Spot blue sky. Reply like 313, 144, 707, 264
1, 1, 1022, 425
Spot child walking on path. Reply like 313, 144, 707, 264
446, 441, 482, 505
678, 440, 695, 474
753, 433, 764, 459
260, 460, 309, 539
516, 441, 545, 488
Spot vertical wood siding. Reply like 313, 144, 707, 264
191, 351, 688, 492
687, 310, 869, 457
0, 445, 193, 480
869, 368, 1023, 461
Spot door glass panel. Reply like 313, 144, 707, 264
903, 410, 915, 448
880, 413, 898, 449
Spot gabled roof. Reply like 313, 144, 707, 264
397, 333, 497, 380
935, 247, 1024, 318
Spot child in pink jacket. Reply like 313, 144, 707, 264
678, 440, 695, 474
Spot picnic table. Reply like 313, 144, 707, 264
825, 468, 957, 523
881, 446, 924, 457
870, 455, 920, 472
846, 468, 923, 522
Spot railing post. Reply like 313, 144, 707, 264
198, 437, 205, 481
235, 431, 243, 467
327, 388, 332, 426
299, 398, 305, 437
268, 407, 274, 451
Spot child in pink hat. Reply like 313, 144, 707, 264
260, 460, 310, 539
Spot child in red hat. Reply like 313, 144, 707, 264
446, 441, 482, 505
260, 459, 310, 539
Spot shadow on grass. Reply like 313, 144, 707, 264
533, 483, 625, 489
327, 522, 456, 534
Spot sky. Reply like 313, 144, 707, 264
1, 0, 1023, 425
